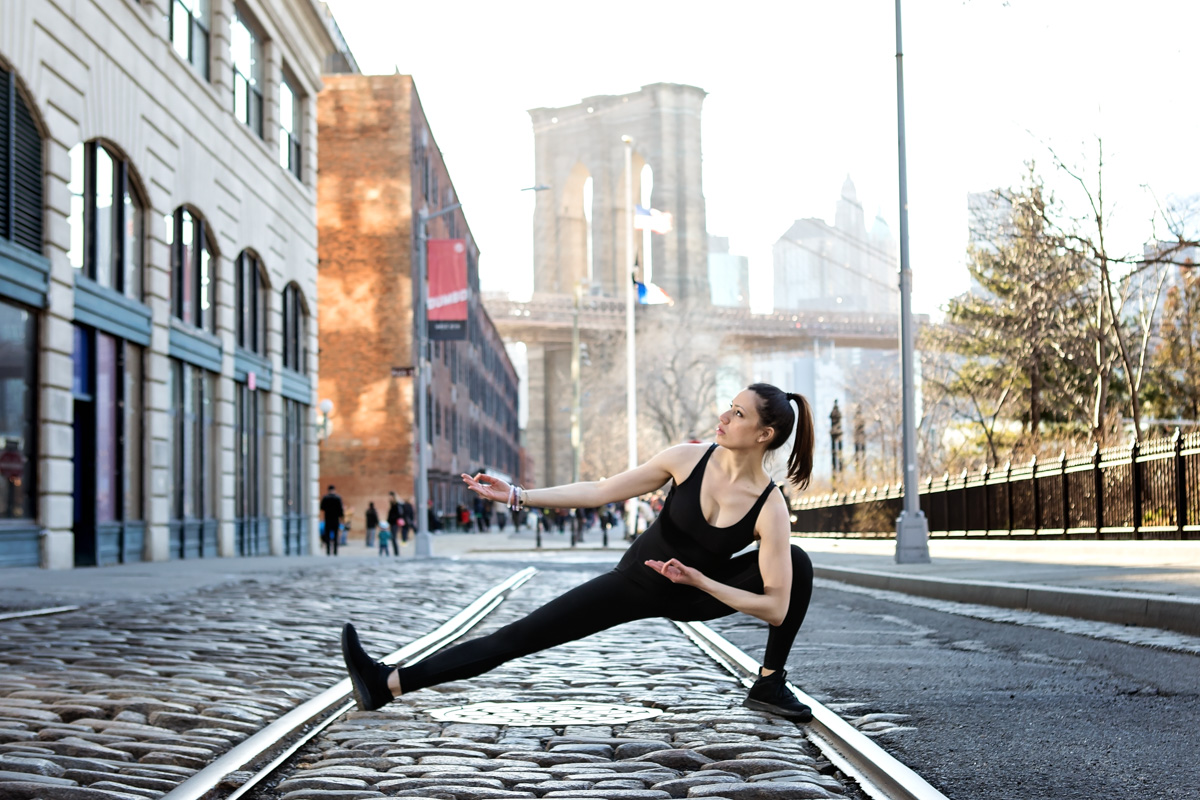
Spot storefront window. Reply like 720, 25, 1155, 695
0, 301, 36, 520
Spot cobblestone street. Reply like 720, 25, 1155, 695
0, 561, 520, 799
265, 566, 849, 800
0, 560, 858, 800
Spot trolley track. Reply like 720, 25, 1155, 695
675, 620, 948, 800
0, 604, 80, 621
160, 566, 536, 800
152, 565, 946, 800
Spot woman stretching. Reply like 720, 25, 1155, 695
341, 383, 816, 720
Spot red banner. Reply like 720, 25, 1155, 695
427, 239, 468, 340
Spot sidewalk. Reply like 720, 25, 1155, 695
795, 537, 1200, 636
0, 526, 628, 609
4, 527, 1198, 636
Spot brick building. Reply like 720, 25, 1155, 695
317, 74, 521, 528
0, 0, 352, 568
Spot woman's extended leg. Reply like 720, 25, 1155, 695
342, 571, 659, 709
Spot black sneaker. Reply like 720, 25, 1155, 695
743, 668, 813, 722
341, 623, 395, 711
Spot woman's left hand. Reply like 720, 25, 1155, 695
462, 473, 510, 503
645, 558, 705, 588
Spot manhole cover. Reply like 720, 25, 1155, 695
428, 701, 664, 726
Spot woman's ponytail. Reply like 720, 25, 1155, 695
786, 393, 814, 491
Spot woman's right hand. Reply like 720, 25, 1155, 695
462, 473, 510, 503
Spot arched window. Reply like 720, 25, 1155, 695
640, 163, 654, 284
235, 250, 267, 354
168, 207, 216, 333
0, 64, 42, 255
68, 141, 144, 299
281, 282, 307, 373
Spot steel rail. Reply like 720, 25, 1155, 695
161, 566, 537, 800
675, 620, 949, 800
0, 605, 80, 621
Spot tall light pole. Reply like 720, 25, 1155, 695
571, 280, 584, 486
622, 136, 638, 538
413, 201, 462, 559
894, 0, 930, 564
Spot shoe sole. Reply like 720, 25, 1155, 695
341, 624, 373, 712
743, 697, 813, 723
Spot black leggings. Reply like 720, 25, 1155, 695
398, 544, 814, 693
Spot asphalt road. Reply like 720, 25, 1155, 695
711, 579, 1200, 800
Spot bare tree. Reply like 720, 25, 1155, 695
635, 306, 718, 452
1046, 139, 1198, 441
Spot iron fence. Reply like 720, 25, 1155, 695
792, 429, 1200, 540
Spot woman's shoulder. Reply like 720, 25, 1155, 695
654, 442, 713, 483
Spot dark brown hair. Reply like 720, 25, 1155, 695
747, 383, 814, 490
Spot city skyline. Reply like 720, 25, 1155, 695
326, 0, 1200, 319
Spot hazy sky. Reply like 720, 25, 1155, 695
325, 0, 1200, 317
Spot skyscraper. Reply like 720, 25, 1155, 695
773, 177, 898, 314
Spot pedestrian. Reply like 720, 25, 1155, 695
473, 495, 487, 532
342, 383, 817, 721
377, 523, 391, 556
340, 506, 352, 547
495, 502, 508, 532
320, 485, 344, 556
400, 497, 415, 539
387, 492, 404, 554
457, 504, 471, 532
365, 502, 379, 548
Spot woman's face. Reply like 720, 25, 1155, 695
716, 389, 770, 449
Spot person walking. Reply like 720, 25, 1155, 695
400, 497, 415, 540
387, 492, 403, 555
377, 523, 392, 556
342, 383, 817, 721
320, 485, 344, 556
365, 502, 379, 549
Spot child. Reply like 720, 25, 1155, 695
377, 524, 391, 556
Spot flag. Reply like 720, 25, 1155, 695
427, 239, 468, 340
634, 205, 673, 234
635, 280, 673, 305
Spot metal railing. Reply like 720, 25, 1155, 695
793, 429, 1200, 540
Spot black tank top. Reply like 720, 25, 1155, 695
616, 444, 776, 588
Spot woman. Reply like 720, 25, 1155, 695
342, 383, 816, 720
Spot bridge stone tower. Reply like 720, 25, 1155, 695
529, 83, 709, 303
517, 84, 711, 489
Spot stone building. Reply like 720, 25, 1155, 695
0, 0, 351, 568
317, 74, 521, 528
773, 177, 899, 314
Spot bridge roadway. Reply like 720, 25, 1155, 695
482, 292, 917, 350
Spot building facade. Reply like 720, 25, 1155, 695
317, 74, 521, 528
0, 0, 347, 568
773, 177, 899, 314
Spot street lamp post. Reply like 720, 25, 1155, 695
622, 135, 637, 540
413, 201, 462, 560
894, 0, 930, 564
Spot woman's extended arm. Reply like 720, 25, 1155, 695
646, 494, 793, 626
462, 445, 695, 509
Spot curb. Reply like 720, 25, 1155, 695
813, 565, 1200, 637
